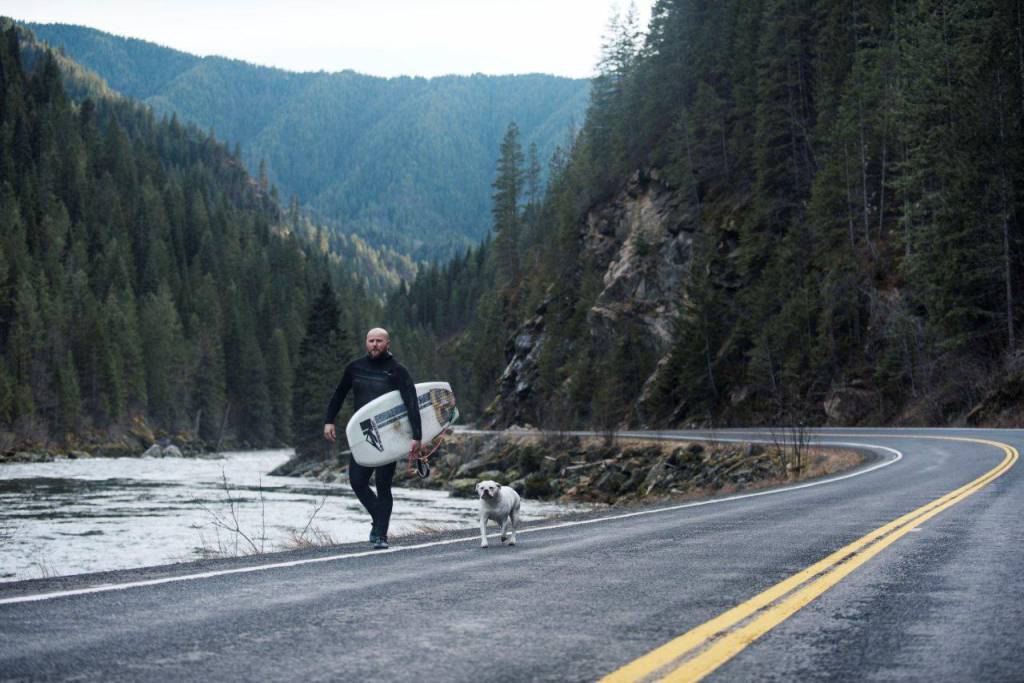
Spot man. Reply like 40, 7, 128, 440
324, 328, 422, 549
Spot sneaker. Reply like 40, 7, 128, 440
373, 536, 389, 550
415, 457, 430, 479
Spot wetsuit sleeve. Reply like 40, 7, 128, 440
324, 364, 353, 424
396, 365, 422, 440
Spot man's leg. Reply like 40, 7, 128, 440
349, 456, 379, 536
373, 462, 397, 539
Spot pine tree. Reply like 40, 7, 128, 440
267, 328, 293, 445
55, 351, 81, 438
237, 334, 273, 444
189, 276, 226, 443
139, 285, 186, 427
0, 356, 14, 428
292, 282, 351, 459
491, 122, 524, 289
105, 291, 147, 413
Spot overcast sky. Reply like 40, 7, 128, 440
5, 0, 655, 78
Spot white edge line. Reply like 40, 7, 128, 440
0, 439, 901, 606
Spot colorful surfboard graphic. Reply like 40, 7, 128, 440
429, 387, 457, 425
360, 418, 384, 452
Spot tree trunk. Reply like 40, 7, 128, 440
843, 145, 857, 252
996, 71, 1016, 349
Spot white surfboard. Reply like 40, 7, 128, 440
345, 381, 458, 467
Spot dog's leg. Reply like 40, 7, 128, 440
508, 503, 519, 546
499, 516, 509, 544
479, 513, 489, 549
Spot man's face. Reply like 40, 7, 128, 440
366, 331, 390, 358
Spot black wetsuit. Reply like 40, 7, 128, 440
324, 352, 421, 540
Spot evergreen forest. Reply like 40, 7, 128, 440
398, 0, 1024, 429
0, 22, 376, 455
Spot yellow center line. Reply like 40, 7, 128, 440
600, 435, 1018, 683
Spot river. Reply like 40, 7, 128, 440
0, 450, 573, 582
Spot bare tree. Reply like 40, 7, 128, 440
770, 416, 812, 477
195, 469, 267, 555
194, 471, 337, 556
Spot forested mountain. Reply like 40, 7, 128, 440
398, 0, 1024, 429
25, 22, 590, 261
0, 20, 378, 452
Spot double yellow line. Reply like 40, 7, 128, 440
601, 435, 1018, 683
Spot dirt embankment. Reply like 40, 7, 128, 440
272, 432, 864, 506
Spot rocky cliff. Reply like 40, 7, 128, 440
483, 160, 1019, 431
486, 169, 695, 428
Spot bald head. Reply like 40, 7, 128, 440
365, 328, 391, 359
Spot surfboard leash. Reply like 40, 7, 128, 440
410, 390, 457, 478
408, 428, 451, 478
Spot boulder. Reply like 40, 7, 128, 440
966, 363, 1024, 426
162, 445, 184, 458
823, 386, 878, 424
141, 444, 163, 459
455, 457, 495, 478
128, 415, 156, 442
742, 443, 764, 457
594, 467, 627, 494
448, 478, 478, 498
523, 473, 554, 498
477, 470, 506, 484
619, 465, 648, 494
541, 454, 571, 474
516, 447, 545, 475
642, 458, 676, 495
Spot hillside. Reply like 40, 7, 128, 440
398, 0, 1024, 429
0, 20, 378, 453
25, 22, 590, 260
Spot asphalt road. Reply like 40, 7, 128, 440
1, 428, 1021, 681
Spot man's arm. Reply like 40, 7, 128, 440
323, 365, 353, 442
395, 365, 422, 442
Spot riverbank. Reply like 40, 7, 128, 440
270, 432, 864, 506
0, 415, 209, 464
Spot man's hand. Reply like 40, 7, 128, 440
410, 439, 422, 454
324, 424, 336, 442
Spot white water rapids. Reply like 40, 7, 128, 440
0, 450, 575, 582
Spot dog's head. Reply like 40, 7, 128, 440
476, 480, 501, 500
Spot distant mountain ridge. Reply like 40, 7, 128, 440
28, 22, 590, 260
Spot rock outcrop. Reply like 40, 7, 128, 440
966, 352, 1024, 427
487, 168, 695, 427
585, 169, 694, 348
823, 383, 880, 425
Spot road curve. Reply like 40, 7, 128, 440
1, 428, 1022, 681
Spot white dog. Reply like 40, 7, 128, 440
476, 480, 520, 548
